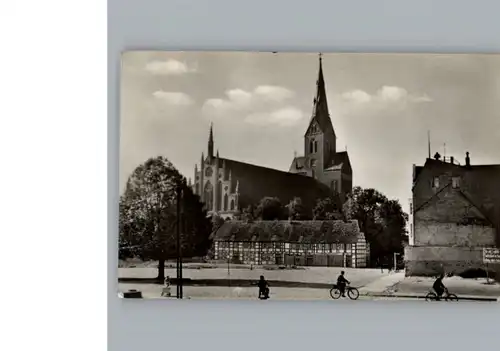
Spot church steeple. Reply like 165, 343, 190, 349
304, 54, 337, 169
208, 123, 214, 161
309, 53, 333, 135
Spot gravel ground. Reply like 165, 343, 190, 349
392, 276, 500, 297
118, 265, 387, 287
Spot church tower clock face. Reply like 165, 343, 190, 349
205, 167, 213, 177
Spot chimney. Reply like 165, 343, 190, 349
450, 156, 454, 164
465, 151, 470, 167
434, 152, 441, 161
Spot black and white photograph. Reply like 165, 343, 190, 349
118, 51, 500, 302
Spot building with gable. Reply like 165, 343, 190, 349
212, 219, 369, 268
191, 56, 353, 219
405, 151, 500, 276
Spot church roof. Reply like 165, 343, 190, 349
324, 151, 350, 171
306, 55, 335, 136
213, 220, 361, 244
207, 156, 332, 212
291, 151, 350, 172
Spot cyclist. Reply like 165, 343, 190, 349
433, 273, 447, 301
337, 271, 350, 297
257, 275, 270, 299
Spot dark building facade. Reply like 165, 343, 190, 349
405, 152, 500, 276
191, 56, 353, 219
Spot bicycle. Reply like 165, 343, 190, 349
425, 289, 458, 301
330, 283, 359, 300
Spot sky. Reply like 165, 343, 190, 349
120, 51, 500, 215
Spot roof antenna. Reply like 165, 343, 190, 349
427, 130, 431, 159
443, 143, 446, 161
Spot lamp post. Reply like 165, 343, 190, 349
393, 252, 400, 272
176, 180, 184, 299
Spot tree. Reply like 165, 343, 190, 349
286, 197, 308, 220
241, 204, 257, 222
378, 199, 409, 255
343, 186, 408, 265
211, 214, 225, 233
119, 156, 211, 281
255, 197, 286, 220
313, 196, 344, 220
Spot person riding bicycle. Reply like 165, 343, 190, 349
337, 271, 350, 297
433, 273, 447, 301
257, 275, 270, 299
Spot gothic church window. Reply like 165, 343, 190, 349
230, 199, 235, 211
216, 181, 222, 211
309, 139, 314, 153
310, 159, 317, 168
204, 181, 213, 210
205, 167, 213, 177
432, 177, 439, 188
224, 193, 228, 211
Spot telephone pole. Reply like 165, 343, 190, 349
176, 181, 183, 299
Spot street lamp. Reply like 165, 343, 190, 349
393, 252, 400, 272
176, 179, 186, 299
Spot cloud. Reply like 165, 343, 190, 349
339, 86, 432, 105
245, 107, 305, 127
253, 85, 294, 101
340, 90, 372, 104
202, 85, 303, 126
153, 91, 194, 106
244, 107, 305, 127
145, 59, 197, 75
203, 85, 294, 113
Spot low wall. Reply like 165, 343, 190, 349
404, 245, 494, 276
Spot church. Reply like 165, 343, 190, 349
191, 56, 353, 219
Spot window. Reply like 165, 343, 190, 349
230, 199, 235, 211
310, 159, 317, 168
205, 167, 213, 177
433, 176, 440, 188
452, 177, 460, 189
314, 141, 318, 153
216, 181, 222, 211
331, 180, 338, 193
309, 139, 315, 153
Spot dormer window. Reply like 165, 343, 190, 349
433, 177, 440, 188
452, 177, 460, 189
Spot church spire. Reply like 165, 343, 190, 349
307, 53, 334, 136
208, 123, 214, 161
313, 53, 328, 118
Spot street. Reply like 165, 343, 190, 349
117, 263, 500, 301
